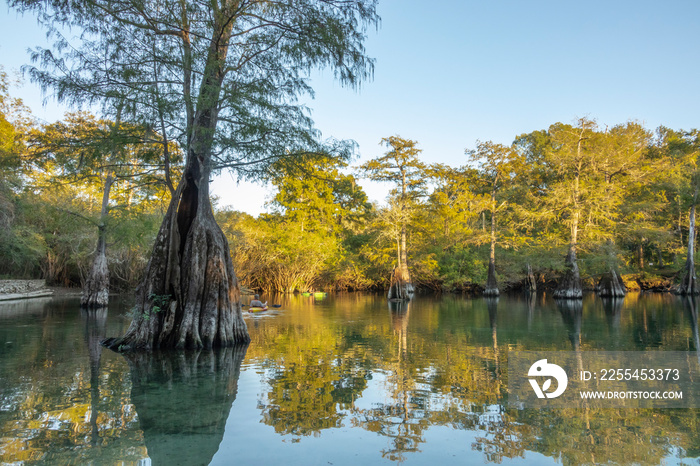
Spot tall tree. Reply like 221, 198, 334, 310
360, 136, 425, 300
12, 0, 379, 350
594, 122, 652, 297
27, 112, 178, 308
543, 118, 598, 299
0, 66, 38, 277
467, 141, 523, 296
657, 128, 700, 295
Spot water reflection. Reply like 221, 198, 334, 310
556, 298, 582, 351
1, 294, 700, 464
125, 346, 248, 465
0, 299, 144, 464
485, 297, 498, 362
82, 308, 107, 447
601, 297, 624, 332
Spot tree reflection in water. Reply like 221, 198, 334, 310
125, 345, 248, 465
2, 294, 700, 464
250, 293, 700, 464
0, 301, 144, 464
82, 308, 107, 447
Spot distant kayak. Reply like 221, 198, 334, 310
248, 306, 268, 313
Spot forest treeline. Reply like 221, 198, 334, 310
2, 67, 699, 293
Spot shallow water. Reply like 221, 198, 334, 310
0, 292, 698, 465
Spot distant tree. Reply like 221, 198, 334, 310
360, 136, 425, 300
269, 154, 369, 235
27, 111, 179, 307
541, 118, 598, 299
656, 128, 700, 295
426, 163, 483, 244
467, 141, 523, 296
11, 0, 379, 350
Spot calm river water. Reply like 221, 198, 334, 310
0, 292, 699, 465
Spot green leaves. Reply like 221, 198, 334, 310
10, 0, 379, 177
360, 136, 427, 200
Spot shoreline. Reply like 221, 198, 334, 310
0, 280, 82, 302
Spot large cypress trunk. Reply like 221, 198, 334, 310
103, 16, 249, 350
388, 264, 414, 301
597, 268, 627, 298
103, 157, 249, 351
484, 259, 499, 296
81, 231, 110, 308
81, 174, 114, 309
553, 245, 583, 299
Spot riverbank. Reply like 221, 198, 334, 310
0, 280, 56, 301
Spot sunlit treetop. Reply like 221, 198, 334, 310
360, 135, 427, 201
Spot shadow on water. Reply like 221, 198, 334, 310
123, 345, 248, 466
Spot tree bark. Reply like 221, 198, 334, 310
597, 268, 626, 298
103, 168, 250, 350
553, 245, 583, 299
388, 263, 414, 301
484, 260, 499, 297
81, 174, 114, 309
678, 189, 699, 295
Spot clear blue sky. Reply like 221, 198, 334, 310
2, 0, 700, 214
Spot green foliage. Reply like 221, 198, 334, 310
269, 153, 370, 234
9, 0, 379, 179
4, 58, 700, 294
142, 293, 171, 320
436, 245, 487, 291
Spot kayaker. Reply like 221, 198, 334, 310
250, 294, 267, 309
